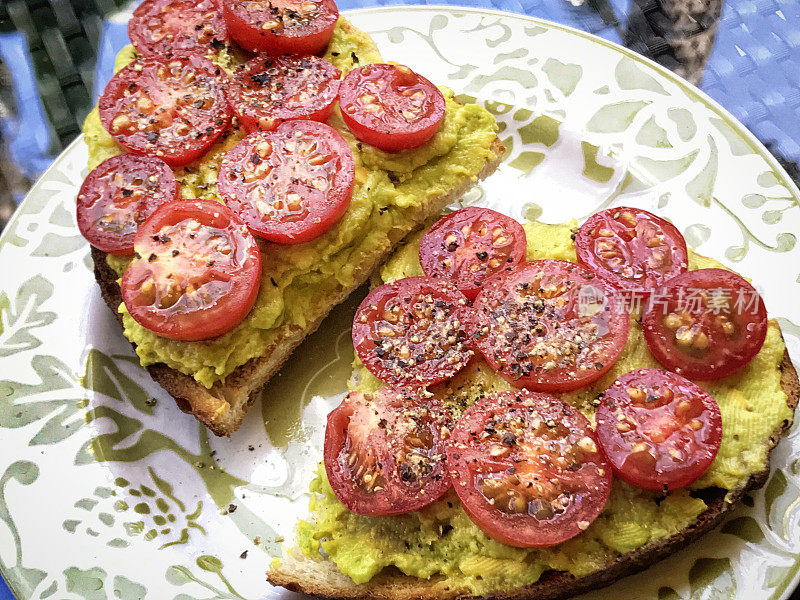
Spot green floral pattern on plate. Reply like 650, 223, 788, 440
0, 7, 798, 600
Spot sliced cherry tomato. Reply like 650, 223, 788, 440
76, 154, 178, 255
338, 64, 446, 152
419, 207, 527, 301
324, 388, 452, 516
121, 199, 262, 341
221, 0, 338, 54
217, 120, 354, 243
595, 369, 722, 492
229, 54, 341, 133
98, 55, 231, 167
352, 277, 474, 388
472, 260, 630, 392
447, 389, 612, 548
642, 268, 768, 380
128, 0, 228, 57
575, 207, 688, 300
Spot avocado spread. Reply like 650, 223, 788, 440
295, 221, 793, 596
83, 21, 499, 388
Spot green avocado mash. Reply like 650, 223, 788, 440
295, 221, 793, 596
82, 21, 499, 388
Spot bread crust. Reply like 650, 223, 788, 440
267, 343, 799, 600
90, 137, 504, 437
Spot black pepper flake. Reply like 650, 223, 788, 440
270, 277, 278, 287
228, 503, 237, 513
146, 131, 159, 143
148, 253, 157, 262
240, 550, 248, 559
205, 126, 215, 136
251, 71, 271, 86
387, 171, 400, 184
331, 52, 339, 56
121, 188, 133, 197
476, 251, 488, 261
251, 154, 262, 165
210, 38, 225, 50
172, 249, 180, 257
351, 52, 359, 63
502, 433, 516, 446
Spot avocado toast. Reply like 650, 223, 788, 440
268, 220, 799, 600
84, 18, 504, 436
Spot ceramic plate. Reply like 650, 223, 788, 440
1, 7, 799, 600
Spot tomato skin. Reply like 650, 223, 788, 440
228, 54, 341, 133
324, 388, 452, 516
419, 207, 527, 301
642, 268, 768, 380
98, 55, 231, 167
121, 199, 262, 341
447, 390, 612, 548
338, 64, 446, 152
221, 0, 338, 54
595, 369, 722, 491
352, 277, 475, 388
128, 0, 227, 57
76, 154, 178, 255
472, 260, 630, 392
217, 120, 354, 244
575, 207, 688, 301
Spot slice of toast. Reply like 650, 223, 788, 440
88, 19, 504, 437
269, 347, 798, 600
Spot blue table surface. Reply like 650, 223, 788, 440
1, 1, 799, 598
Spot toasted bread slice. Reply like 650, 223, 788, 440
87, 16, 505, 437
91, 138, 503, 436
270, 346, 798, 600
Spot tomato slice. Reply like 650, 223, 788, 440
642, 268, 768, 380
575, 207, 688, 300
128, 0, 228, 58
338, 63, 446, 152
76, 154, 178, 255
595, 369, 722, 491
472, 260, 630, 392
447, 390, 612, 547
221, 0, 338, 54
324, 388, 452, 516
229, 54, 341, 133
98, 55, 231, 167
419, 207, 527, 301
121, 199, 262, 341
352, 277, 474, 388
217, 120, 354, 244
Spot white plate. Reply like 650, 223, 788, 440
1, 7, 799, 600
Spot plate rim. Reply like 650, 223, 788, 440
1, 6, 798, 600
